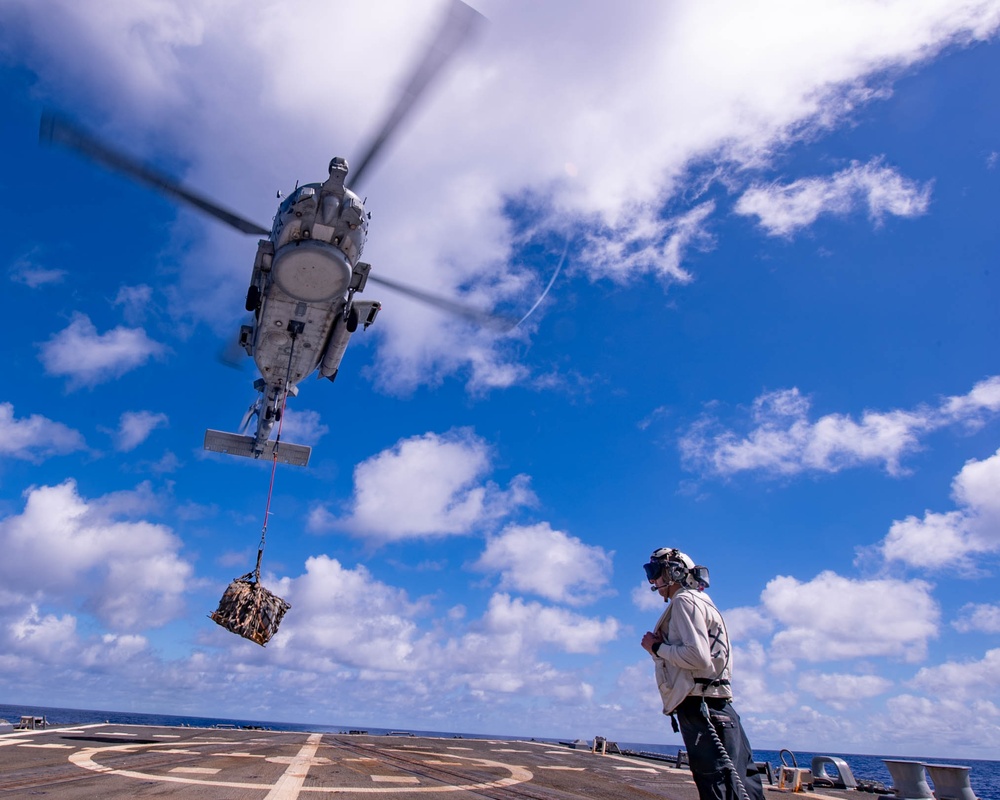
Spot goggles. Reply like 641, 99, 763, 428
643, 560, 667, 582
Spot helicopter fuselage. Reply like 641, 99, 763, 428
241, 158, 381, 452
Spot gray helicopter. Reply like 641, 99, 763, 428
41, 0, 509, 468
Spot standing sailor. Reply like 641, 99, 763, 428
640, 547, 765, 800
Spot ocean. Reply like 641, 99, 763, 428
2, 703, 997, 800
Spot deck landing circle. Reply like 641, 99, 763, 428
68, 736, 533, 795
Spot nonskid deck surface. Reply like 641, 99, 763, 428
1, 724, 706, 800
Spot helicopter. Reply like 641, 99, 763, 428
39, 0, 513, 468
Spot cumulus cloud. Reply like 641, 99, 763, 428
113, 284, 154, 325
4, 0, 998, 391
680, 376, 1000, 478
475, 522, 614, 606
258, 558, 618, 706
38, 314, 167, 388
309, 429, 534, 541
477, 593, 619, 654
0, 480, 192, 630
953, 603, 1000, 633
908, 648, 1000, 701
797, 671, 893, 709
761, 571, 939, 663
114, 410, 169, 451
0, 402, 86, 461
735, 159, 931, 236
880, 446, 1000, 569
278, 408, 329, 445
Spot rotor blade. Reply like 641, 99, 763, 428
367, 273, 516, 332
349, 0, 484, 191
39, 112, 271, 236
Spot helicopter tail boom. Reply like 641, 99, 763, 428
204, 429, 311, 467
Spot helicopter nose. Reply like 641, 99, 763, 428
271, 242, 352, 302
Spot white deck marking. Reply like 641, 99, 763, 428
446, 746, 473, 750
372, 776, 420, 784
153, 734, 181, 738
614, 766, 658, 773
540, 766, 586, 771
0, 739, 33, 747
492, 748, 530, 753
263, 732, 324, 800
105, 731, 137, 736
20, 743, 73, 749
67, 736, 535, 794
345, 757, 378, 762
170, 766, 221, 775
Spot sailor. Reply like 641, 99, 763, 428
640, 547, 765, 800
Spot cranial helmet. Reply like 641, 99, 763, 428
644, 547, 710, 590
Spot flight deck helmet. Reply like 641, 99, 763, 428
643, 547, 710, 590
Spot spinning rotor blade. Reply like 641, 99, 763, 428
349, 0, 484, 191
40, 112, 271, 236
367, 272, 516, 332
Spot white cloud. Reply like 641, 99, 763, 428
38, 313, 167, 388
4, 0, 998, 391
10, 260, 66, 288
797, 671, 893, 708
761, 571, 939, 663
475, 522, 614, 606
7, 605, 78, 660
278, 408, 328, 445
953, 603, 1000, 633
254, 558, 616, 707
908, 648, 1000, 701
115, 410, 169, 451
880, 446, 1000, 569
0, 402, 86, 461
681, 376, 1000, 478
477, 593, 619, 654
632, 582, 667, 612
113, 284, 154, 325
0, 481, 193, 630
735, 159, 931, 236
309, 429, 534, 541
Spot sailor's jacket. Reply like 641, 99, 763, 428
651, 588, 733, 715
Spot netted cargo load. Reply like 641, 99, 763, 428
210, 571, 290, 646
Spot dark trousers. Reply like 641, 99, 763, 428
675, 696, 765, 800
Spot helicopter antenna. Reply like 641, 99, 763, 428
514, 239, 569, 328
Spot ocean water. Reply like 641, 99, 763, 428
2, 703, 997, 800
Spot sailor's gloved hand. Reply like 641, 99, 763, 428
641, 630, 663, 655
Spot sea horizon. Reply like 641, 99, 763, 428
2, 701, 997, 800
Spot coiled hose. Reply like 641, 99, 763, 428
700, 699, 751, 800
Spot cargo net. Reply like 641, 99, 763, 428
210, 571, 290, 647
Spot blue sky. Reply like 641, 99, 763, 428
0, 0, 998, 759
